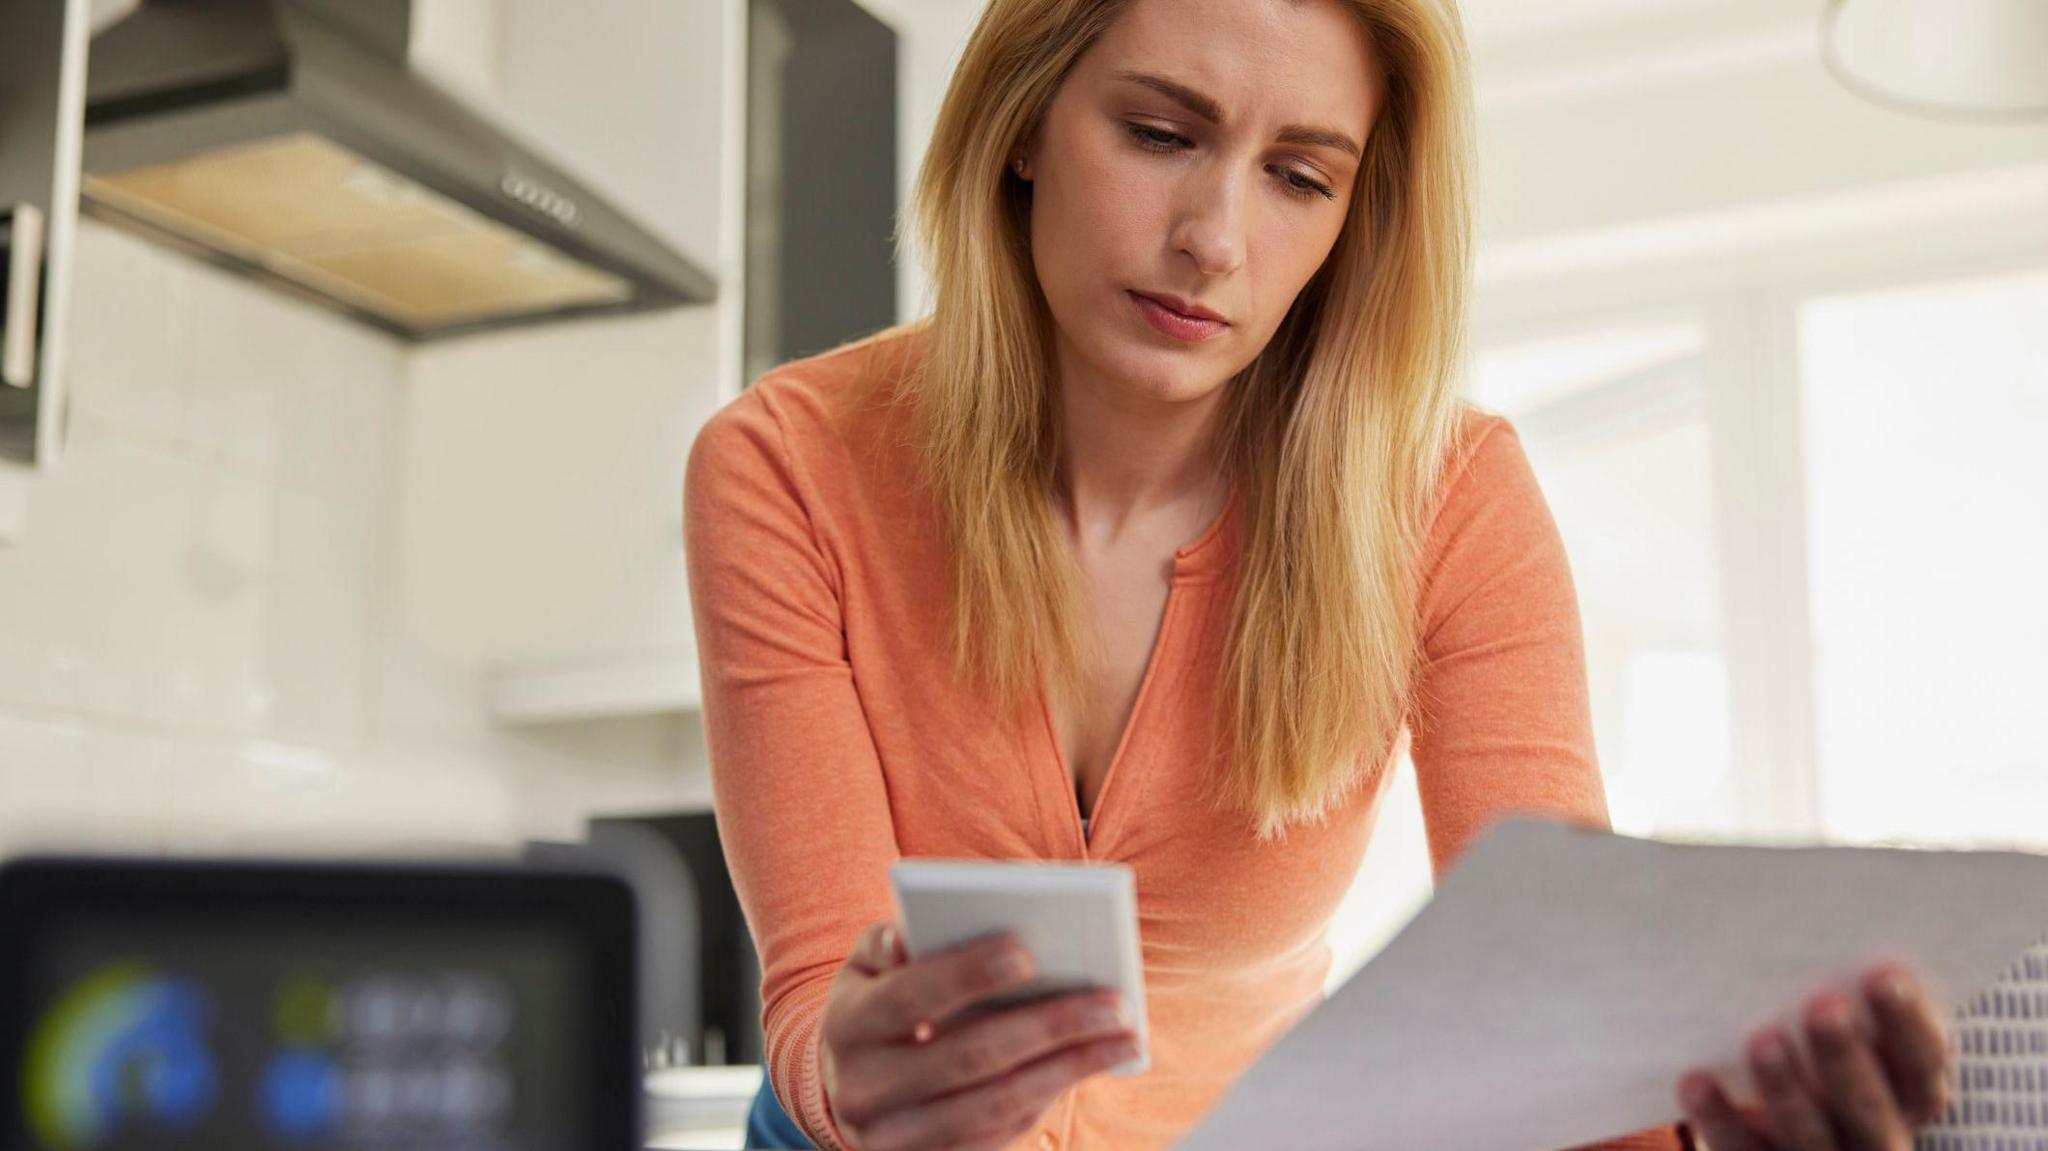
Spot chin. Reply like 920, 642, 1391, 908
1109, 345, 1230, 406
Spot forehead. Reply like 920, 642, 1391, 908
1077, 0, 1385, 136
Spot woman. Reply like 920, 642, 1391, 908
683, 1, 1955, 1149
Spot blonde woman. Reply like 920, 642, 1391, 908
684, 1, 1955, 1149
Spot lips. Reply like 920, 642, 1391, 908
1129, 291, 1229, 343
1131, 291, 1227, 324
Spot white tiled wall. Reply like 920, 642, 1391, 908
0, 221, 713, 864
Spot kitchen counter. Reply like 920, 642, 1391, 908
645, 1063, 762, 1150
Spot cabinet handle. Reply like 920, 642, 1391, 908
3, 202, 46, 389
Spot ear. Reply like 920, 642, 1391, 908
1013, 124, 1045, 181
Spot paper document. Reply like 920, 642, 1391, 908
1174, 818, 2048, 1151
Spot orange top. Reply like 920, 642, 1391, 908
683, 324, 1688, 1151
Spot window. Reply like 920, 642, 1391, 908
1799, 266, 2048, 850
1328, 317, 1735, 988
1329, 262, 2048, 986
1468, 319, 1738, 839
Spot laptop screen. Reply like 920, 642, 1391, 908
0, 857, 638, 1151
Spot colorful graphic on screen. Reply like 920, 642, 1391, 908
259, 974, 343, 1140
21, 963, 219, 1149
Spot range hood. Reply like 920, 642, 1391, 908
82, 0, 717, 341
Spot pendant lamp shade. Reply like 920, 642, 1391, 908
1822, 0, 2048, 120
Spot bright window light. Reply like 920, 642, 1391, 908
1470, 319, 1737, 840
1800, 265, 2048, 849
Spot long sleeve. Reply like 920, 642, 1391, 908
683, 387, 899, 1150
1408, 415, 1689, 1151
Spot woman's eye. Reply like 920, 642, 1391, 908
1123, 124, 1336, 203
1282, 170, 1336, 202
1126, 123, 1184, 152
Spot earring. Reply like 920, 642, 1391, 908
1013, 156, 1027, 176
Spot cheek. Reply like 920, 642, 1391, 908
1035, 138, 1164, 294
1246, 228, 1342, 340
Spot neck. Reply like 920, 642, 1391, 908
1052, 363, 1232, 545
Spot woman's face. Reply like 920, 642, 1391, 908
1019, 0, 1385, 410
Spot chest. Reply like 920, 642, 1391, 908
1048, 545, 1179, 821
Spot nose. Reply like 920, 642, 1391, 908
1170, 160, 1249, 278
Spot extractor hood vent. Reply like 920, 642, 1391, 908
83, 0, 716, 341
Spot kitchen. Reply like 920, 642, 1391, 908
2, 1, 2046, 1150
2, 0, 896, 1144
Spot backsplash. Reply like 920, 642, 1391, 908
0, 220, 712, 861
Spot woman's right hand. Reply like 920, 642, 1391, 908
816, 920, 1141, 1151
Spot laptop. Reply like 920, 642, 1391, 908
0, 854, 639, 1151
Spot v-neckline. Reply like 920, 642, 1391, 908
1037, 484, 1241, 856
1038, 588, 1178, 857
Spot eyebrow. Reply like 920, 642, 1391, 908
1113, 69, 1363, 160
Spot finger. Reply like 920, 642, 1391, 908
1862, 965, 1954, 1126
952, 1129, 1036, 1151
1804, 992, 1911, 1150
839, 932, 1036, 1048
860, 1089, 1037, 1151
1677, 1071, 1770, 1151
856, 989, 1134, 1116
929, 1102, 1047, 1151
858, 1031, 1139, 1151
845, 922, 901, 976
1748, 1027, 1836, 1151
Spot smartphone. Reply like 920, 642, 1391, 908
889, 858, 1149, 1075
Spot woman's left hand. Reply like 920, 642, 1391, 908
1677, 963, 1954, 1151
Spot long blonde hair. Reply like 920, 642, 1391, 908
899, 0, 1475, 841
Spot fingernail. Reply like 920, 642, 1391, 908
992, 951, 1033, 983
1753, 1031, 1790, 1071
1810, 996, 1853, 1038
1878, 971, 1913, 1004
1679, 1074, 1713, 1112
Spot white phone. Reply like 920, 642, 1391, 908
888, 857, 1150, 1075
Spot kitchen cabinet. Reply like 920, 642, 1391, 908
400, 0, 900, 724
0, 0, 89, 538
745, 0, 900, 383
396, 0, 736, 720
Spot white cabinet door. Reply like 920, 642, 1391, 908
399, 0, 744, 722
